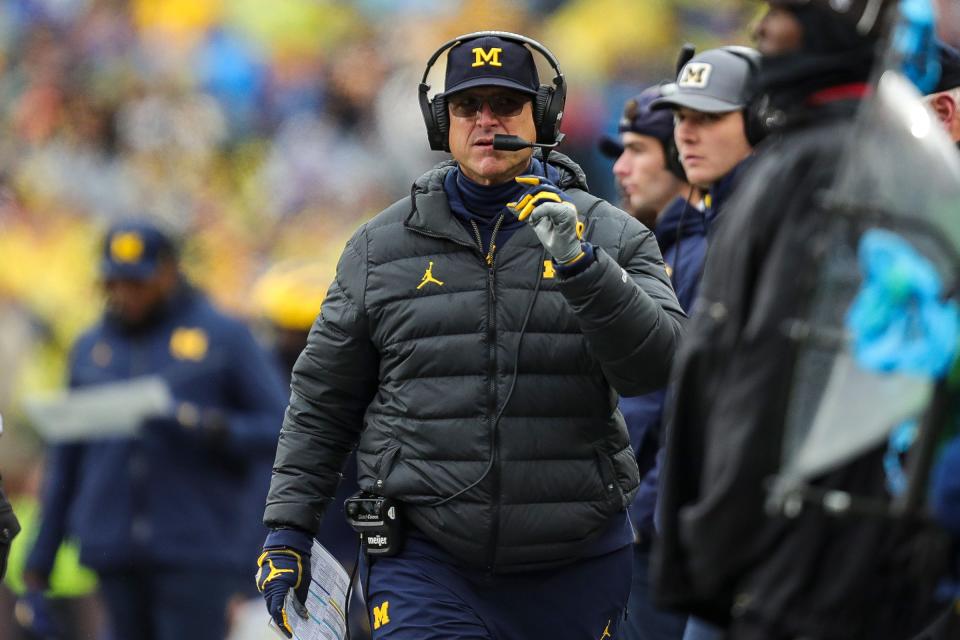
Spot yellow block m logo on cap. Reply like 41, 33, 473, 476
679, 63, 711, 89
110, 232, 145, 263
372, 601, 390, 629
472, 47, 503, 67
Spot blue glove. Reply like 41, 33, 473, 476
256, 529, 312, 638
14, 589, 60, 639
507, 175, 585, 265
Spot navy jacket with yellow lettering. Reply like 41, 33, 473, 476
26, 285, 288, 576
265, 153, 685, 572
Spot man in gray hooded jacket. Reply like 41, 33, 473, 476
256, 30, 685, 639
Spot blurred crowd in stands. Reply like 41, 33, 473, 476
0, 0, 753, 476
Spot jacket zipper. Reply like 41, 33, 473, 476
410, 214, 504, 568
470, 215, 505, 267
471, 216, 504, 570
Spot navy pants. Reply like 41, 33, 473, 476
624, 546, 687, 640
362, 535, 632, 639
97, 566, 238, 640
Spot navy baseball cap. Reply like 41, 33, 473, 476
934, 41, 960, 93
651, 47, 759, 114
599, 85, 676, 158
101, 220, 177, 281
444, 35, 540, 96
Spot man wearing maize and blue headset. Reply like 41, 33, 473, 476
256, 30, 685, 639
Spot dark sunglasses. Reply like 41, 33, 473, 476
448, 93, 529, 118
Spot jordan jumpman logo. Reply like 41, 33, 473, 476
417, 261, 444, 289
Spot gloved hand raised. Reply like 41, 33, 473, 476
507, 175, 585, 265
256, 528, 312, 638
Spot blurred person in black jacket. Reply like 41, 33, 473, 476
654, 2, 953, 639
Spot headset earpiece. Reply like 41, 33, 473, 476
719, 46, 766, 147
664, 136, 687, 182
742, 101, 767, 148
431, 94, 450, 151
535, 79, 566, 146
419, 82, 448, 151
418, 31, 566, 151
533, 86, 552, 136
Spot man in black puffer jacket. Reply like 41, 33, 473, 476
256, 31, 685, 639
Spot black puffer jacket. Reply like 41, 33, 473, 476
265, 152, 685, 572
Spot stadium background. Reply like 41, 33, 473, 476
0, 0, 756, 478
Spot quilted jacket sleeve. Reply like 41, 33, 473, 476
558, 206, 686, 397
264, 228, 379, 534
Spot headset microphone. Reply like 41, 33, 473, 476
493, 133, 565, 151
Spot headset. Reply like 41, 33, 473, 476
663, 136, 687, 181
719, 45, 768, 147
663, 45, 698, 181
418, 31, 567, 152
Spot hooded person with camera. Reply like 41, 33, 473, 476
654, 2, 954, 638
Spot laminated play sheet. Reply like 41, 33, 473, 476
268, 540, 350, 640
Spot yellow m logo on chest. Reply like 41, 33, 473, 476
472, 47, 503, 67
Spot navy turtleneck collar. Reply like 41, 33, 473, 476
654, 196, 706, 251
444, 158, 562, 254
454, 171, 527, 220
707, 156, 754, 224
445, 158, 561, 221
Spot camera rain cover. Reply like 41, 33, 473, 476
768, 70, 960, 513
